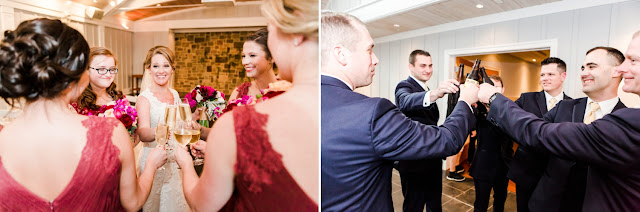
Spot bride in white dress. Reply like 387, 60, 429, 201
135, 46, 190, 212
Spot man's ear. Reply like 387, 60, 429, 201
611, 66, 622, 78
334, 45, 350, 66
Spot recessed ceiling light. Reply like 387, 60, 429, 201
93, 0, 97, 2
533, 59, 537, 62
476, 4, 484, 9
110, 1, 115, 6
393, 24, 400, 28
156, 3, 162, 6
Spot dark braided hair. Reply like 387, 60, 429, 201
0, 18, 89, 107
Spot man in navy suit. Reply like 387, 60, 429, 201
469, 75, 513, 212
528, 46, 626, 212
321, 12, 479, 211
394, 49, 461, 212
476, 30, 640, 212
508, 57, 571, 212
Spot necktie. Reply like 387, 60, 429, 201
548, 98, 558, 111
584, 102, 600, 124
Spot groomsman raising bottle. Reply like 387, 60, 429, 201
321, 11, 478, 212
527, 46, 626, 212
476, 30, 640, 211
394, 49, 461, 212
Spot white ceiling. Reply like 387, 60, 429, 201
322, 0, 561, 38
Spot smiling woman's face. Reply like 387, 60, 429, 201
148, 54, 173, 86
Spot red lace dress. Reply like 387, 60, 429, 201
220, 105, 317, 211
0, 117, 124, 211
234, 82, 252, 100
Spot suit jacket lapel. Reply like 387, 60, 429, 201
573, 98, 587, 123
613, 100, 627, 112
536, 91, 548, 115
407, 76, 426, 92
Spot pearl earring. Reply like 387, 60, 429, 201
293, 38, 300, 46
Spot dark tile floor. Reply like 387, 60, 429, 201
391, 169, 517, 212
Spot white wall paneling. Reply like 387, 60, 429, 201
104, 27, 133, 94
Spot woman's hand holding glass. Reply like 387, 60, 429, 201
190, 140, 206, 158
174, 144, 193, 169
146, 146, 168, 170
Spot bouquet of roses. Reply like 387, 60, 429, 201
98, 98, 138, 139
224, 80, 292, 113
184, 85, 226, 127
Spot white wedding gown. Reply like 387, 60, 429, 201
137, 89, 191, 212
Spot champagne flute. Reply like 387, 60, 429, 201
155, 117, 169, 170
165, 104, 177, 130
174, 120, 193, 148
190, 128, 204, 166
178, 103, 192, 122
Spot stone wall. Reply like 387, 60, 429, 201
173, 31, 255, 99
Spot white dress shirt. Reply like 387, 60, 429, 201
409, 75, 433, 107
585, 96, 620, 120
544, 91, 565, 109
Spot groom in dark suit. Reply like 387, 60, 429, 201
508, 57, 570, 212
476, 30, 640, 211
394, 50, 461, 212
321, 12, 479, 212
528, 46, 626, 212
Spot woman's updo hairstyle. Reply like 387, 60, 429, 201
246, 28, 272, 60
0, 18, 90, 107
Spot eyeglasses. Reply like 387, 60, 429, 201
90, 67, 118, 75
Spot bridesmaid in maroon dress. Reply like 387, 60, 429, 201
229, 28, 278, 102
173, 0, 319, 211
0, 18, 167, 211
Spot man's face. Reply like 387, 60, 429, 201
618, 37, 640, 95
409, 55, 433, 82
347, 24, 379, 88
540, 64, 565, 93
492, 79, 504, 94
581, 49, 620, 95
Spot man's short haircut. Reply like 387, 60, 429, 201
489, 75, 503, 87
541, 57, 567, 73
321, 11, 365, 66
586, 46, 625, 66
409, 50, 431, 65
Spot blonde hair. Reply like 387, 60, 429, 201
140, 46, 175, 91
261, 0, 318, 39
320, 11, 365, 66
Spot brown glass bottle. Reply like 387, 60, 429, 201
446, 63, 465, 117
479, 67, 494, 86
465, 59, 481, 84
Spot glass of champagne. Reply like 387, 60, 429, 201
190, 128, 204, 166
178, 103, 192, 122
155, 117, 169, 170
174, 120, 194, 147
165, 104, 177, 130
